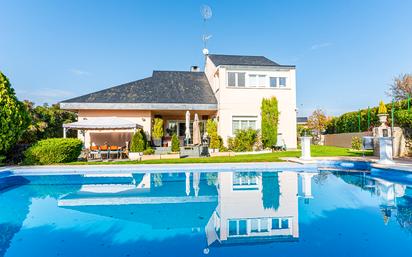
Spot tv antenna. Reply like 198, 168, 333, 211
201, 4, 212, 55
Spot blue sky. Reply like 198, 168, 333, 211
1, 0, 411, 116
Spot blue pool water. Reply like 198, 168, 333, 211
1, 169, 412, 256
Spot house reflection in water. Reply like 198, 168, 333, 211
205, 171, 317, 251
56, 171, 318, 253
58, 172, 218, 232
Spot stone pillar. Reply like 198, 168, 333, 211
300, 136, 311, 160
378, 137, 394, 164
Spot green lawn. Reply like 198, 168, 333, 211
66, 145, 372, 166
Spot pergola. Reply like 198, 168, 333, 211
63, 117, 143, 138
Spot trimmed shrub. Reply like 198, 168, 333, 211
206, 119, 220, 149
218, 136, 228, 152
143, 147, 155, 155
261, 97, 279, 148
141, 130, 148, 149
228, 128, 258, 152
130, 130, 146, 152
24, 138, 82, 165
171, 134, 180, 152
351, 136, 362, 150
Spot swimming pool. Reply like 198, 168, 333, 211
1, 165, 411, 256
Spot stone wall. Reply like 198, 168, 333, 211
323, 132, 372, 148
403, 128, 412, 156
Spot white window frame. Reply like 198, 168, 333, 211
279, 77, 287, 87
232, 116, 258, 135
248, 74, 267, 87
228, 217, 293, 238
232, 173, 259, 190
227, 71, 289, 89
270, 77, 278, 88
227, 72, 246, 87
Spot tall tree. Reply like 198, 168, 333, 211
387, 74, 412, 101
20, 101, 77, 144
261, 97, 279, 148
0, 72, 30, 155
307, 109, 328, 144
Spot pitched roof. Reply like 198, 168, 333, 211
297, 117, 308, 123
208, 54, 292, 67
61, 71, 217, 105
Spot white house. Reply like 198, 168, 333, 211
204, 54, 297, 148
60, 53, 297, 149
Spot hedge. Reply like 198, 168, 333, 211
24, 138, 83, 165
326, 99, 412, 134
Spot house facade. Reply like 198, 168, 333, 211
60, 54, 297, 149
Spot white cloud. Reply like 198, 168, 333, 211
310, 42, 332, 50
69, 68, 91, 76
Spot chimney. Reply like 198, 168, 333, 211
190, 66, 200, 72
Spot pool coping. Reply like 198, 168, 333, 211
7, 162, 318, 176
2, 156, 411, 177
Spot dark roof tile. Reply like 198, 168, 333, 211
62, 71, 217, 105
208, 54, 285, 67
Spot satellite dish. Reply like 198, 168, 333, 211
201, 5, 212, 20
202, 48, 209, 55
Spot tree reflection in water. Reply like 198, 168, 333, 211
261, 172, 280, 210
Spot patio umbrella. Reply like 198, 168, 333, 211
185, 110, 191, 144
193, 172, 200, 197
185, 172, 191, 196
193, 113, 201, 145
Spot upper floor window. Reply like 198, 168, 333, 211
279, 77, 287, 87
270, 77, 277, 88
272, 218, 290, 229
269, 77, 287, 88
228, 72, 245, 87
249, 74, 266, 87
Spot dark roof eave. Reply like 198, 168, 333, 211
60, 102, 218, 111
218, 64, 295, 68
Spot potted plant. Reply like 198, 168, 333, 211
129, 130, 146, 160
152, 118, 164, 147
377, 100, 388, 125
